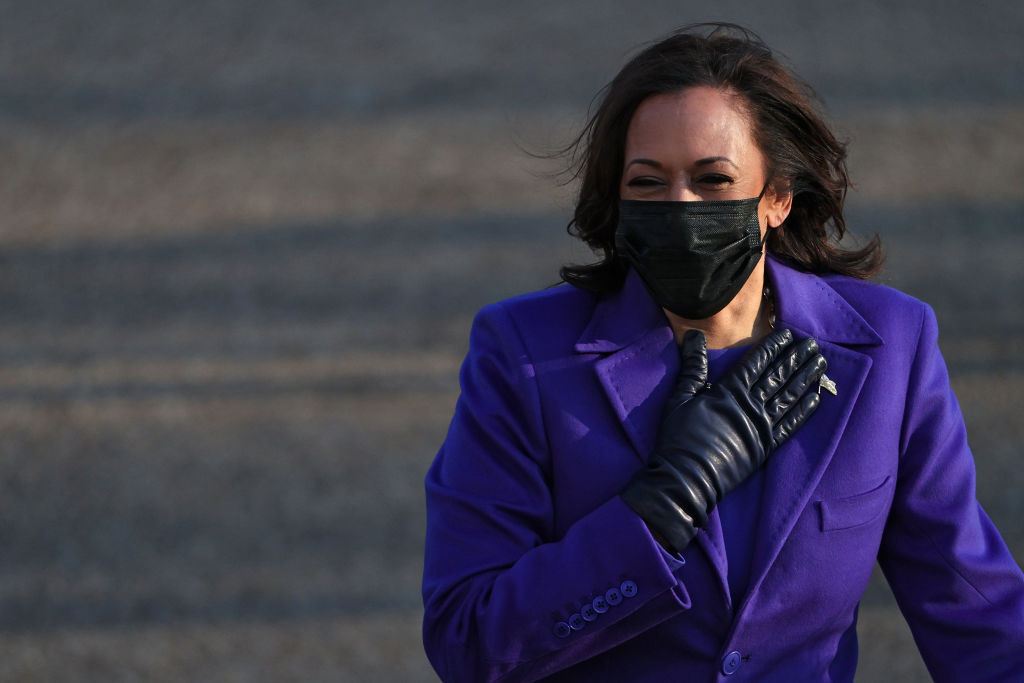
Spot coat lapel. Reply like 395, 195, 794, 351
576, 270, 679, 465
744, 256, 882, 599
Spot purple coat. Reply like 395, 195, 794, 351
422, 255, 1024, 682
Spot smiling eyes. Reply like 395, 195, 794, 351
625, 173, 734, 188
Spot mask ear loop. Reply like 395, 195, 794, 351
760, 180, 776, 328
757, 182, 772, 248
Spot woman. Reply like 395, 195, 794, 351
422, 24, 1024, 682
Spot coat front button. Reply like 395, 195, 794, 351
592, 595, 609, 614
721, 650, 742, 675
580, 603, 598, 622
568, 613, 586, 631
605, 586, 623, 606
553, 622, 571, 638
620, 580, 638, 597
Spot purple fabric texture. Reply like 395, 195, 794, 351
422, 255, 1024, 682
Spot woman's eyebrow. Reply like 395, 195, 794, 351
624, 157, 663, 170
624, 156, 739, 170
695, 156, 738, 168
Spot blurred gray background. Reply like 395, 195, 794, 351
0, 1, 1021, 681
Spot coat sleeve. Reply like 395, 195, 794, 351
878, 303, 1024, 682
422, 302, 691, 682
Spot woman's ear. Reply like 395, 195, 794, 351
765, 182, 793, 228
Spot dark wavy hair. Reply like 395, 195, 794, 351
559, 23, 883, 293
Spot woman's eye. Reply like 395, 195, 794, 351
626, 177, 663, 187
698, 174, 733, 186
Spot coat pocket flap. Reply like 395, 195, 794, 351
817, 476, 894, 531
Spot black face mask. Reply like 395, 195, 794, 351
615, 188, 767, 320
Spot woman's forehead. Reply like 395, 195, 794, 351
624, 88, 760, 164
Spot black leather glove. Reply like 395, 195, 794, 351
621, 328, 827, 554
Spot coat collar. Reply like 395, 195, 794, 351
767, 256, 882, 346
575, 255, 883, 609
573, 266, 669, 354
574, 254, 883, 354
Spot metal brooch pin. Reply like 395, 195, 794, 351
818, 374, 838, 396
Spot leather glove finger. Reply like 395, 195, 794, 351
663, 329, 709, 410
765, 352, 828, 422
753, 337, 821, 404
728, 328, 794, 390
772, 389, 822, 448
